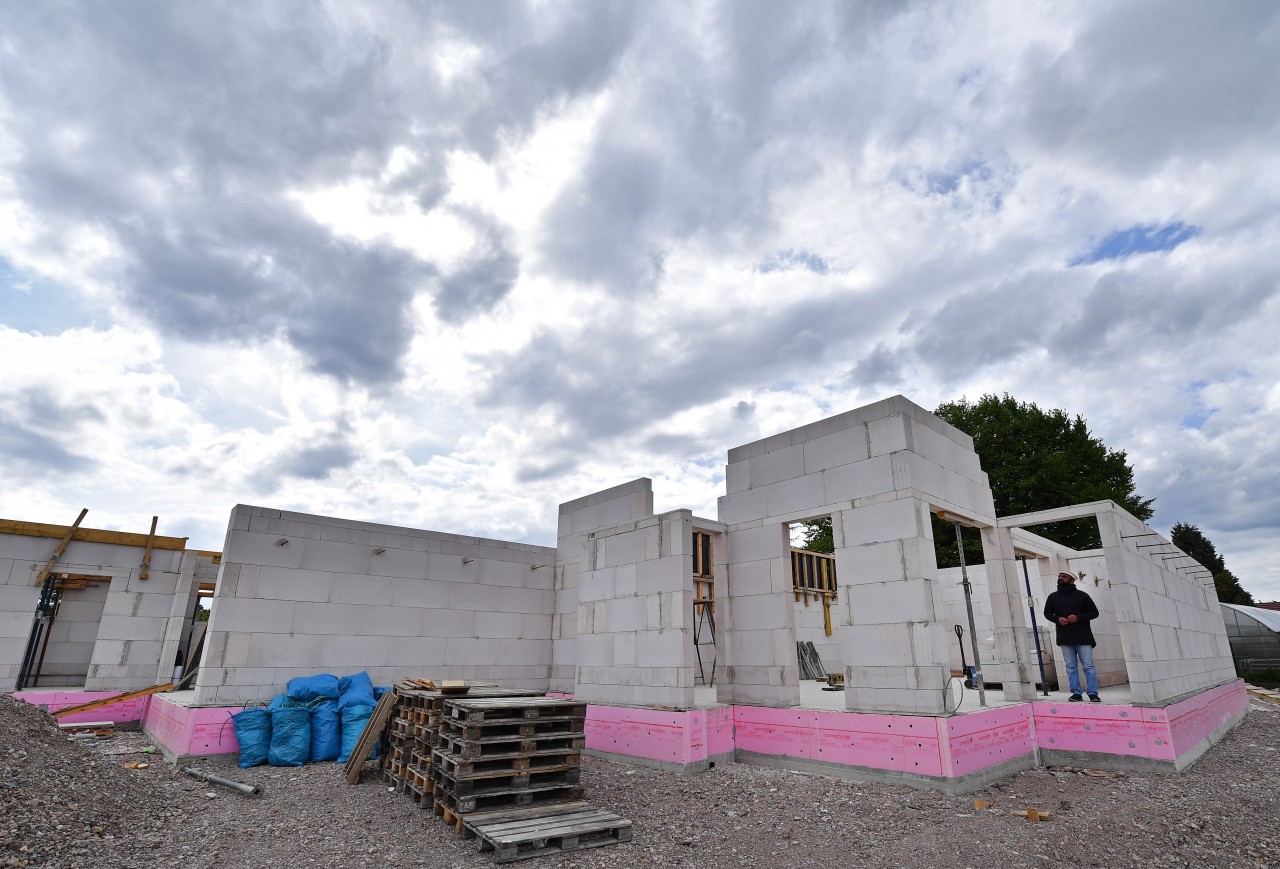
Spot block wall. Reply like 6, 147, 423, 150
575, 509, 696, 707
195, 505, 557, 704
0, 530, 190, 691
554, 479, 654, 694
719, 395, 998, 714
1100, 508, 1236, 703
30, 584, 108, 686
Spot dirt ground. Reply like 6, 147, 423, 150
3, 694, 1277, 868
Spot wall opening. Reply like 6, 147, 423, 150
31, 574, 111, 688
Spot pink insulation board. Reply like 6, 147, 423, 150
733, 706, 947, 777
585, 705, 705, 764
142, 693, 242, 758
1033, 699, 1176, 760
1166, 680, 1247, 758
13, 690, 151, 725
940, 704, 1035, 778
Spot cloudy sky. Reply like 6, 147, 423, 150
1, 2, 1277, 599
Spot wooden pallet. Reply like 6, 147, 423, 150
433, 763, 581, 797
445, 697, 588, 723
462, 802, 632, 863
438, 730, 586, 760
434, 781, 586, 816
435, 747, 581, 778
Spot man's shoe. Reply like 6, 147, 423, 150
1089, 694, 1101, 703
1068, 694, 1083, 702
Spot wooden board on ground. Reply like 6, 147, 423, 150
463, 802, 632, 863
345, 691, 399, 784
51, 683, 173, 719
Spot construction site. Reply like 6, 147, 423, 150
3, 395, 1276, 867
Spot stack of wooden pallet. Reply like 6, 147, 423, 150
383, 686, 542, 806
433, 696, 632, 863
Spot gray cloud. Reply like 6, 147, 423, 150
435, 213, 520, 324
0, 423, 97, 482
1016, 2, 1280, 171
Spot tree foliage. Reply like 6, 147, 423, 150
1170, 522, 1254, 605
934, 394, 1155, 562
796, 517, 833, 554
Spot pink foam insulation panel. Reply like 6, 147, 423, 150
586, 705, 720, 765
1167, 680, 1248, 758
1032, 680, 1246, 764
733, 706, 947, 777
939, 704, 1035, 778
142, 693, 242, 758
12, 690, 151, 725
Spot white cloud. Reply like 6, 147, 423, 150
0, 0, 1277, 603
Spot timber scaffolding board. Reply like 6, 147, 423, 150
462, 802, 633, 864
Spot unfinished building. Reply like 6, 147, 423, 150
3, 395, 1246, 791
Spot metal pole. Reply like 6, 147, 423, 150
953, 522, 986, 706
1020, 556, 1050, 697
183, 766, 263, 796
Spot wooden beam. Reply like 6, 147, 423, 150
140, 516, 158, 580
51, 682, 173, 719
33, 509, 89, 588
1, 517, 188, 551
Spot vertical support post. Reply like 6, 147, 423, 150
954, 521, 987, 707
1020, 556, 1050, 696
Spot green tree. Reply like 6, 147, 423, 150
796, 517, 833, 554
1170, 522, 1254, 605
934, 394, 1155, 564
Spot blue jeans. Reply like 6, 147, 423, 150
1061, 644, 1098, 696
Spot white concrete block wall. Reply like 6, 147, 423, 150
0, 528, 190, 691
1099, 508, 1236, 704
718, 396, 997, 714
573, 510, 696, 707
195, 506, 557, 704
553, 479, 654, 694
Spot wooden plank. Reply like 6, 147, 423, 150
32, 509, 88, 588
51, 682, 172, 718
0, 517, 188, 551
345, 691, 399, 784
139, 515, 158, 580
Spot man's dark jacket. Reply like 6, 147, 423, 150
1043, 584, 1099, 647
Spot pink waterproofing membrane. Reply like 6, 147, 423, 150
12, 690, 152, 726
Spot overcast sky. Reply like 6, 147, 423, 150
1, 2, 1277, 600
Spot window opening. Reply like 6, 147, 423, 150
691, 530, 716, 685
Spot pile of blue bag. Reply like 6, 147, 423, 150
231, 672, 390, 768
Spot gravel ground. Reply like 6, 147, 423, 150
3, 694, 1278, 869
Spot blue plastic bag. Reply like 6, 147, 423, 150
268, 706, 311, 767
337, 671, 376, 711
232, 708, 271, 768
373, 685, 391, 702
309, 700, 341, 763
287, 674, 340, 702
337, 703, 376, 764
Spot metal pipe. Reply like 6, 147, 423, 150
953, 522, 986, 706
1020, 556, 1051, 697
183, 766, 263, 796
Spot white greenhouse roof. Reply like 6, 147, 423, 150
1223, 603, 1280, 634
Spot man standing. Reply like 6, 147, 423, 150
1044, 570, 1101, 702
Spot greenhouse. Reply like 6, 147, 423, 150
1221, 603, 1280, 671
